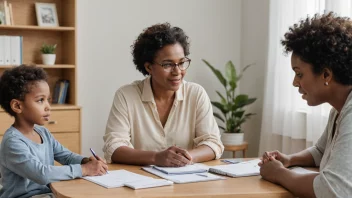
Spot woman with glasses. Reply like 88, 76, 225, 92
103, 23, 224, 167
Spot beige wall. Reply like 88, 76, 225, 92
77, 0, 269, 158
240, 0, 270, 157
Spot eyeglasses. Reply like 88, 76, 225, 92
153, 58, 191, 72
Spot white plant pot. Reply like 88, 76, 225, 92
221, 132, 244, 145
42, 54, 56, 65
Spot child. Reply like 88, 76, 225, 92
0, 65, 108, 198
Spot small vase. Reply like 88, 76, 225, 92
221, 132, 244, 145
42, 54, 56, 65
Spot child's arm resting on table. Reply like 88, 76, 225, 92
50, 135, 85, 165
3, 138, 83, 185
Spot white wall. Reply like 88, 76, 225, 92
240, 0, 270, 157
77, 0, 242, 157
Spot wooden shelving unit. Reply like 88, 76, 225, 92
0, 25, 75, 31
0, 64, 75, 68
0, 0, 81, 154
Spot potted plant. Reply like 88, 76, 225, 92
203, 59, 256, 145
40, 43, 57, 65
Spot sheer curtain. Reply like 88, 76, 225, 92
259, 0, 352, 155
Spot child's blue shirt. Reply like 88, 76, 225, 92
0, 125, 84, 198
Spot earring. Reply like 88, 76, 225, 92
325, 82, 329, 86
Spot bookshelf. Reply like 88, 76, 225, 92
0, 0, 81, 155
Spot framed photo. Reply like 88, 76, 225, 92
35, 3, 59, 27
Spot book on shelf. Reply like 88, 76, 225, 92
8, 3, 13, 25
0, 35, 23, 66
3, 1, 9, 25
10, 36, 21, 65
0, 0, 12, 25
0, 1, 4, 25
3, 35, 10, 65
0, 36, 4, 65
52, 80, 69, 104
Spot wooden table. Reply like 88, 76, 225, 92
224, 142, 248, 158
51, 159, 294, 198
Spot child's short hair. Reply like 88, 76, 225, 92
0, 65, 48, 117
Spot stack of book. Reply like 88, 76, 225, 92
52, 80, 69, 104
0, 36, 23, 66
0, 0, 14, 25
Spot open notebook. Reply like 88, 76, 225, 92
208, 159, 261, 177
83, 169, 173, 189
290, 167, 318, 174
142, 164, 225, 184
152, 164, 208, 175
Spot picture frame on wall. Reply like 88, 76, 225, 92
35, 3, 59, 27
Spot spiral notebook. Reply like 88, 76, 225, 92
208, 159, 261, 177
142, 164, 225, 184
152, 164, 208, 175
83, 169, 173, 189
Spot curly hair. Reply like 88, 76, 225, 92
281, 12, 352, 85
0, 65, 47, 117
131, 22, 190, 76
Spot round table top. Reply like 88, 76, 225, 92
51, 159, 294, 198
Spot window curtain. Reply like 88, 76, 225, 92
259, 0, 337, 155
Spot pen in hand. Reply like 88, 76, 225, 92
90, 148, 109, 174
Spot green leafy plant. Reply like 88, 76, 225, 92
40, 43, 57, 54
203, 59, 257, 133
0, 11, 4, 25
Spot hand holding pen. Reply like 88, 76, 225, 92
81, 148, 109, 176
90, 148, 109, 174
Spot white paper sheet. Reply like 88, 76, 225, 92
124, 179, 173, 189
83, 169, 154, 188
290, 167, 319, 174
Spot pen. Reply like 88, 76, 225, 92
221, 159, 242, 164
196, 173, 208, 177
90, 148, 109, 174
